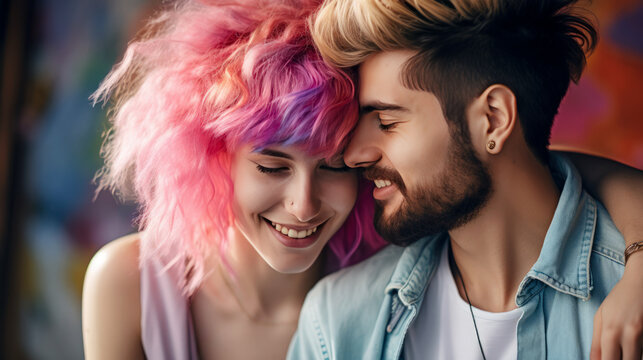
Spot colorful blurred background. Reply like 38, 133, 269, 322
1, 0, 641, 359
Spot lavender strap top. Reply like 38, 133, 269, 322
140, 258, 199, 359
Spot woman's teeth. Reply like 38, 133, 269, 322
374, 179, 392, 188
271, 222, 318, 239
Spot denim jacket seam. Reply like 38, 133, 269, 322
396, 238, 444, 305
385, 283, 403, 295
516, 280, 545, 305
387, 248, 442, 334
312, 312, 330, 360
591, 247, 625, 265
387, 247, 422, 296
389, 304, 417, 360
528, 270, 589, 299
387, 294, 406, 333
577, 196, 596, 293
399, 257, 430, 303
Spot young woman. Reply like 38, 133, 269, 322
82, 1, 643, 359
83, 2, 384, 358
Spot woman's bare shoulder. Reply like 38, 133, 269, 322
82, 233, 145, 359
85, 233, 141, 293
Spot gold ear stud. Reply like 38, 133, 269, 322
487, 140, 496, 150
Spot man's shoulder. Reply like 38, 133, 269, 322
290, 245, 406, 359
303, 244, 406, 327
552, 152, 625, 266
313, 244, 404, 305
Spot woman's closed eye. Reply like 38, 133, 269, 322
320, 164, 352, 172
255, 164, 288, 174
320, 156, 352, 173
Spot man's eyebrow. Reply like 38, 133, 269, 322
257, 149, 293, 160
359, 101, 408, 115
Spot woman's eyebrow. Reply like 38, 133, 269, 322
258, 149, 293, 160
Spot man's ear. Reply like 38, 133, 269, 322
468, 84, 517, 155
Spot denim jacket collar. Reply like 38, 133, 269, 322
517, 154, 598, 305
385, 233, 447, 306
384, 154, 597, 308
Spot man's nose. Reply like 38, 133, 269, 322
344, 118, 381, 168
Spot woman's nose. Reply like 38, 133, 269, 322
285, 174, 321, 223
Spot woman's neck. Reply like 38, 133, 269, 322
208, 225, 322, 323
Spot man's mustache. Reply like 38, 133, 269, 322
361, 166, 407, 195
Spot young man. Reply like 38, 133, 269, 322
289, 1, 643, 359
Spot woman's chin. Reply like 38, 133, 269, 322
262, 253, 320, 275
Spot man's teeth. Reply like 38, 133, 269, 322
374, 179, 392, 189
271, 222, 318, 239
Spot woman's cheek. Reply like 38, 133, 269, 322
232, 164, 282, 218
324, 173, 359, 216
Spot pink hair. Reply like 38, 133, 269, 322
93, 0, 385, 294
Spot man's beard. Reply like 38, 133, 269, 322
368, 129, 492, 246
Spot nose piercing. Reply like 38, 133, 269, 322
487, 140, 496, 150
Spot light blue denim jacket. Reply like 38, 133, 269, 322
288, 154, 625, 360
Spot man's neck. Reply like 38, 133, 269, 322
448, 155, 560, 312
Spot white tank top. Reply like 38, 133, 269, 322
404, 245, 523, 360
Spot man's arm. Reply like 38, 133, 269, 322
558, 150, 643, 360
562, 151, 643, 246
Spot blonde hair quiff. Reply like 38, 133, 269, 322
311, 0, 494, 67
311, 0, 593, 68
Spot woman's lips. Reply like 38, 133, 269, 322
263, 218, 325, 249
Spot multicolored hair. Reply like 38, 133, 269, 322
93, 0, 385, 294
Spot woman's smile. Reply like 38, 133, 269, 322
265, 218, 324, 249
264, 217, 325, 239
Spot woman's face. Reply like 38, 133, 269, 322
230, 144, 358, 273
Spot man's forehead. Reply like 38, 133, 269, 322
358, 50, 418, 109
358, 50, 413, 83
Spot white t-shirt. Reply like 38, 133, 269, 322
404, 245, 523, 360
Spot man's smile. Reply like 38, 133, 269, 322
373, 179, 392, 188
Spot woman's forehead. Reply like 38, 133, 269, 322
248, 143, 345, 162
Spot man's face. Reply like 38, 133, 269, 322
344, 50, 492, 245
